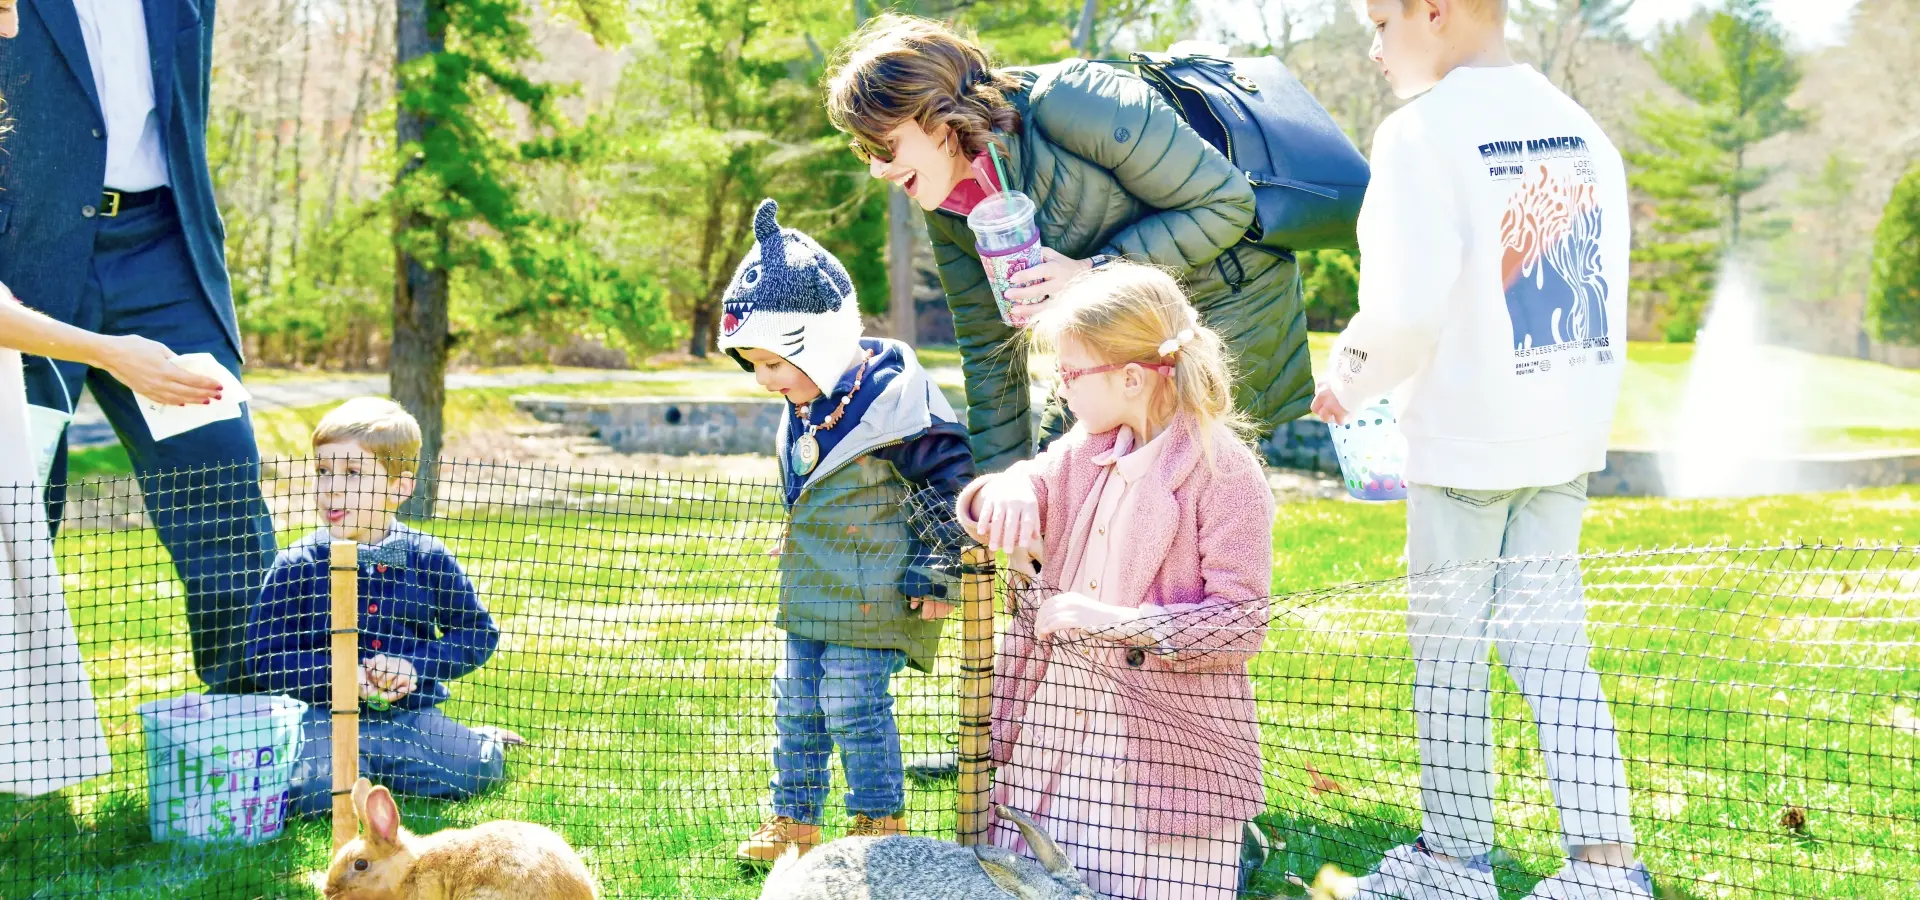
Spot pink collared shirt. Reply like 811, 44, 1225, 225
1059, 425, 1168, 603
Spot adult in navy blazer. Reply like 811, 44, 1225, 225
0, 0, 274, 695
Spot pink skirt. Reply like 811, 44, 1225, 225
989, 646, 1242, 900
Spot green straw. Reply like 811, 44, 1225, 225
989, 142, 1012, 193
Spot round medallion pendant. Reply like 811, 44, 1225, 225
792, 433, 821, 475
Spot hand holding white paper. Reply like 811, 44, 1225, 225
134, 354, 252, 442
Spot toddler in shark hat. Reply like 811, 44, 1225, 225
720, 199, 977, 862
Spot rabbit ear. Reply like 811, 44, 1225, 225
995, 805, 1076, 880
351, 777, 373, 825
364, 785, 403, 850
972, 845, 1047, 900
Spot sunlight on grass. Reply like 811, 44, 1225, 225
5, 481, 1914, 897
69, 338, 1919, 483
1308, 334, 1920, 453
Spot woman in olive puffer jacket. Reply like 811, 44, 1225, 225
827, 15, 1314, 473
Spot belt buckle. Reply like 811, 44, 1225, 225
102, 190, 122, 218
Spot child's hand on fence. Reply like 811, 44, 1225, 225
1035, 591, 1142, 640
910, 597, 956, 620
969, 475, 1040, 552
365, 654, 419, 699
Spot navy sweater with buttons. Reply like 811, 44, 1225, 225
245, 523, 498, 711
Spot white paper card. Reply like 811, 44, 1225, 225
135, 354, 253, 442
26, 402, 73, 488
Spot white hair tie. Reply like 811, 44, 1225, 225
1157, 328, 1196, 358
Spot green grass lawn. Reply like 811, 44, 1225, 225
2, 473, 1914, 900
1609, 342, 1920, 452
1310, 335, 1920, 453
65, 339, 1920, 480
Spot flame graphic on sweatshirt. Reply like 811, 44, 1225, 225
1500, 164, 1608, 352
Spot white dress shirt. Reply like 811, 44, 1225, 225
74, 0, 170, 191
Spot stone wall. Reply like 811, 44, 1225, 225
515, 396, 786, 456
516, 395, 1920, 497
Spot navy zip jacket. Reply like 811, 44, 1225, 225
245, 523, 498, 711
783, 338, 975, 598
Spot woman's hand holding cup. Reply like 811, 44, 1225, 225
1002, 248, 1092, 326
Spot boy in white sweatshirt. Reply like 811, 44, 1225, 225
1313, 3, 1651, 899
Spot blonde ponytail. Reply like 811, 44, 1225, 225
1032, 262, 1254, 464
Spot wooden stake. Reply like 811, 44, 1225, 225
329, 540, 360, 853
956, 545, 995, 846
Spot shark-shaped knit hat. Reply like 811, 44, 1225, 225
716, 199, 864, 393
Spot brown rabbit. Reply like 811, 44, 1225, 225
322, 778, 599, 900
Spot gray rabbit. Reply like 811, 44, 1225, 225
756, 805, 1099, 900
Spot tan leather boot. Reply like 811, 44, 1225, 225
847, 813, 907, 838
736, 815, 821, 863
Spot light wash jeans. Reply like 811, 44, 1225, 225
288, 705, 507, 817
1405, 475, 1635, 859
771, 637, 908, 823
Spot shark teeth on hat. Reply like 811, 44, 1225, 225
723, 259, 766, 337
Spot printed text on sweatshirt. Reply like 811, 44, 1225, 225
1330, 65, 1630, 490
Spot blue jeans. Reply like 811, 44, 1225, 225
771, 637, 907, 823
26, 196, 274, 695
286, 705, 507, 818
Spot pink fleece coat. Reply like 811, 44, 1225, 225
967, 413, 1276, 839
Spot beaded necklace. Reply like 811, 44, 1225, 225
790, 350, 874, 476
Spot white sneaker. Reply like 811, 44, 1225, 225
1353, 842, 1501, 900
1525, 860, 1655, 900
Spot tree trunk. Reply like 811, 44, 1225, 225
261, 0, 292, 294
289, 1, 312, 265
688, 305, 716, 358
1071, 0, 1097, 55
1729, 148, 1745, 245
687, 171, 735, 358
394, 0, 448, 518
889, 185, 916, 344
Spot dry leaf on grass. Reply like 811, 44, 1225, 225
1779, 805, 1809, 834
1306, 761, 1347, 795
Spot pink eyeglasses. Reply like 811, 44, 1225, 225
1056, 361, 1174, 387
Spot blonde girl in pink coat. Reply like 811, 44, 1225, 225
958, 262, 1276, 900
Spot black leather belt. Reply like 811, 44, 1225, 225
101, 187, 167, 217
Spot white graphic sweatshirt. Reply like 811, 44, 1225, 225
1328, 64, 1630, 491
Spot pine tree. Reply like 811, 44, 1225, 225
1867, 161, 1920, 346
1626, 0, 1805, 341
391, 0, 668, 515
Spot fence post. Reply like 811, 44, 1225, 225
956, 545, 995, 846
329, 540, 360, 852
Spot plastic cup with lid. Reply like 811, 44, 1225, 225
967, 190, 1048, 327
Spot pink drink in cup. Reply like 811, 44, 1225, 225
1327, 398, 1410, 501
967, 190, 1047, 326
